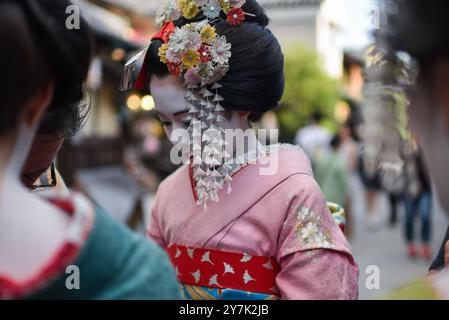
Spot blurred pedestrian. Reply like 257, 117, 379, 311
403, 147, 432, 260
387, 190, 403, 227
358, 153, 382, 231
314, 135, 349, 213
337, 123, 360, 235
295, 111, 332, 164
379, 0, 449, 299
338, 124, 359, 175
379, 160, 406, 228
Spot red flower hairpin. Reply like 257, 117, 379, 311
167, 61, 181, 77
226, 8, 245, 26
199, 45, 212, 62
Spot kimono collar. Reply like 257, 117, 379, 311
176, 144, 313, 247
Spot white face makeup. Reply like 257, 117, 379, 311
150, 75, 191, 141
150, 74, 250, 143
149, 71, 262, 207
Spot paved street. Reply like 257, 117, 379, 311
348, 176, 449, 299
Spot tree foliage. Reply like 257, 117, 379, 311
277, 45, 341, 142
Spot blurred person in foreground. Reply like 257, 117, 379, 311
428, 227, 449, 276
19, 56, 89, 193
379, 0, 449, 299
0, 0, 180, 300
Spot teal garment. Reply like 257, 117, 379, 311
314, 151, 348, 206
27, 207, 181, 300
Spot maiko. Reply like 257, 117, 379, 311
179, 304, 214, 318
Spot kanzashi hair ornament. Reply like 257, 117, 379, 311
123, 0, 258, 208
154, 1, 247, 208
156, 0, 255, 27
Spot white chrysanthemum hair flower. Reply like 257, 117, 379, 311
202, 0, 222, 19
210, 36, 232, 65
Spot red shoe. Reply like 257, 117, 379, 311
407, 244, 417, 259
422, 244, 432, 261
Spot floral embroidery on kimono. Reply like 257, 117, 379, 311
294, 205, 335, 250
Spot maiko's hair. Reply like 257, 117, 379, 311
0, 0, 91, 137
383, 0, 449, 69
147, 0, 284, 122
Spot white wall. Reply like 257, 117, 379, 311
265, 6, 320, 50
316, 0, 346, 79
264, 2, 345, 79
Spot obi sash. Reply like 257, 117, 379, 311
327, 202, 346, 233
166, 244, 280, 296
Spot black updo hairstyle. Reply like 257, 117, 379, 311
0, 0, 91, 137
147, 0, 284, 122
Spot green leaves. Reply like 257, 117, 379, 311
277, 45, 340, 142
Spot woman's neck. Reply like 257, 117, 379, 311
235, 130, 262, 160
224, 113, 264, 163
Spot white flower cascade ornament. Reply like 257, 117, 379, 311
154, 0, 256, 208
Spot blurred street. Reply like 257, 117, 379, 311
348, 177, 449, 299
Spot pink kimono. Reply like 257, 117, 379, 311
148, 146, 359, 300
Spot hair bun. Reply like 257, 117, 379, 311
242, 0, 269, 27
146, 0, 284, 119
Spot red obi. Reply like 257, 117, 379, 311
166, 244, 281, 295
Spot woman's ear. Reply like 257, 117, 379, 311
20, 80, 55, 127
